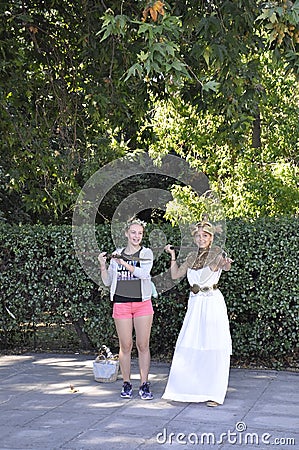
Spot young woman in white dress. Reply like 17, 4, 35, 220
162, 221, 233, 407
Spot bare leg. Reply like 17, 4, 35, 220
134, 314, 153, 384
114, 318, 133, 382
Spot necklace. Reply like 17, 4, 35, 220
188, 246, 223, 270
190, 248, 210, 270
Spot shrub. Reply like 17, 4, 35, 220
0, 218, 298, 369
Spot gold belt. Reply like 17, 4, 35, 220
190, 284, 218, 294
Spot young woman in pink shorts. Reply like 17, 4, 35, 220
98, 218, 154, 400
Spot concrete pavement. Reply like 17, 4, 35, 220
0, 353, 298, 449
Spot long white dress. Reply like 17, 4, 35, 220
162, 266, 232, 404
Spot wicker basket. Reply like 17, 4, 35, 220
93, 354, 119, 383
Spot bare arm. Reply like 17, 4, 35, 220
210, 250, 233, 272
164, 244, 188, 279
219, 256, 233, 271
98, 252, 111, 285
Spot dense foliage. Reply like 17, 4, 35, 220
0, 0, 298, 373
1, 1, 299, 224
0, 219, 298, 369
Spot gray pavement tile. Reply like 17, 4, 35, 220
246, 399, 299, 416
0, 353, 298, 450
56, 398, 123, 413
0, 408, 53, 427
165, 399, 252, 425
85, 413, 163, 437
264, 390, 299, 404
21, 410, 105, 429
1, 391, 79, 411
1, 426, 79, 450
117, 398, 187, 419
242, 412, 299, 431
61, 432, 146, 450
262, 382, 299, 396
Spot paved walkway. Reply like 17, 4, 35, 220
0, 353, 298, 449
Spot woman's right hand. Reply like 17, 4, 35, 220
164, 244, 176, 259
98, 252, 107, 268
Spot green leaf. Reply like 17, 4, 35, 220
202, 80, 221, 92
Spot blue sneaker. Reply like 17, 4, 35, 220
139, 381, 153, 400
120, 381, 132, 399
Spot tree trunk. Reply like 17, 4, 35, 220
73, 318, 94, 350
252, 112, 261, 148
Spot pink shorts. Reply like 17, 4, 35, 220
112, 300, 154, 319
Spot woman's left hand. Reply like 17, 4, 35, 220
221, 256, 233, 270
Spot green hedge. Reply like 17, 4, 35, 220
0, 218, 298, 369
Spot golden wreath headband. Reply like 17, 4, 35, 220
125, 217, 147, 230
190, 221, 223, 236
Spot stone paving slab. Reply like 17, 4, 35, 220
0, 353, 298, 449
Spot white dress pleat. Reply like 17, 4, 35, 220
162, 266, 232, 404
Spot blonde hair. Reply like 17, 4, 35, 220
125, 216, 147, 231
